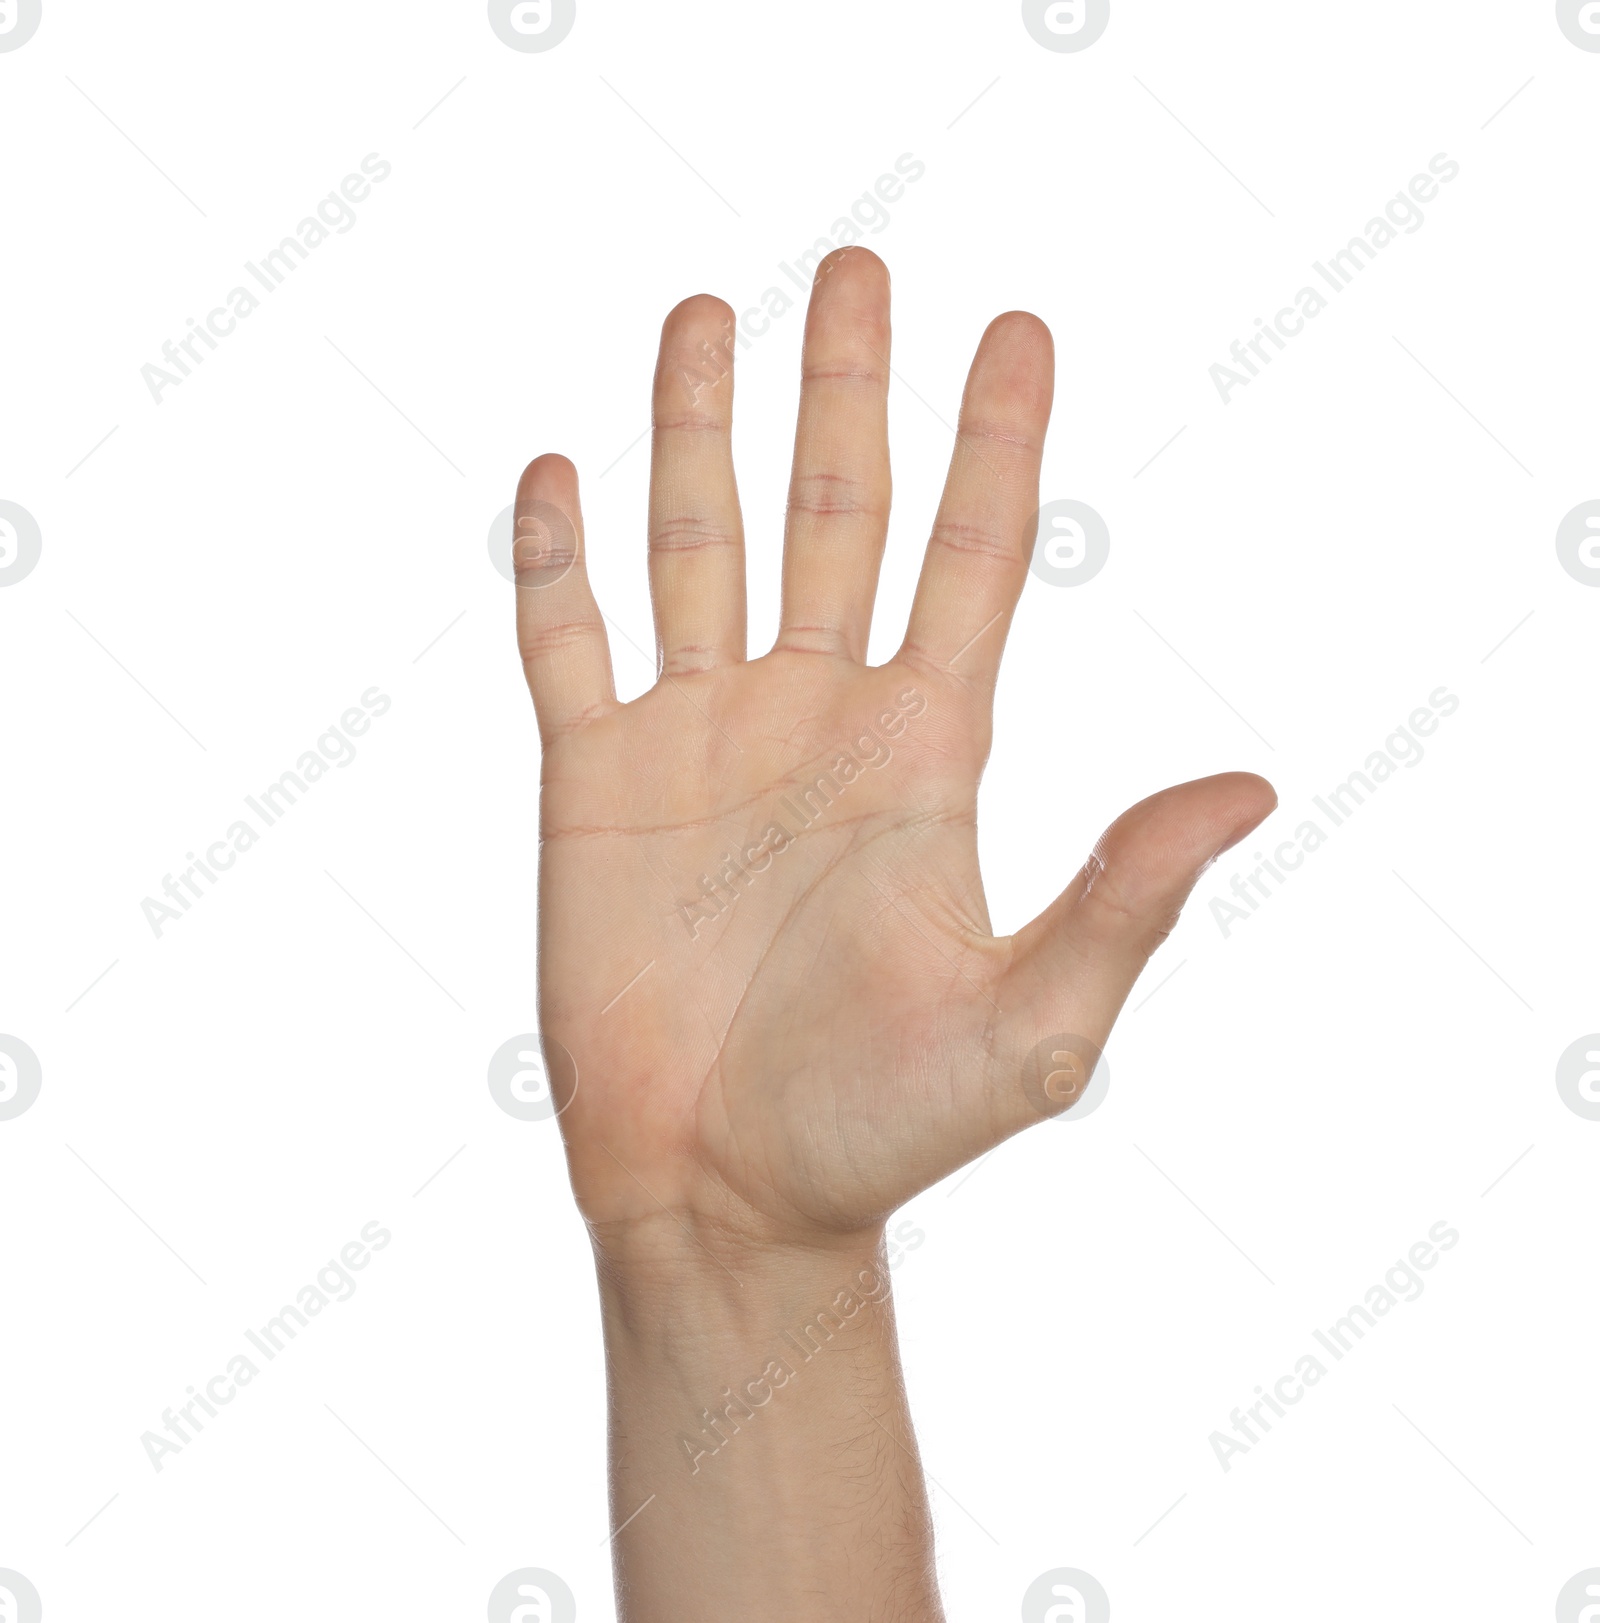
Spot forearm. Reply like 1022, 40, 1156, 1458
594, 1216, 945, 1622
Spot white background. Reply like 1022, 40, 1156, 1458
2, 2, 1597, 1618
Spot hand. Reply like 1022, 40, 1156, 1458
515, 247, 1274, 1254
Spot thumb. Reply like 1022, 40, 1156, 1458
990, 771, 1276, 1125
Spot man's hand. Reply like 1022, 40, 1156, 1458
517, 248, 1274, 1253
515, 248, 1275, 1621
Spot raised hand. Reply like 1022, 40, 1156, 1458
515, 247, 1274, 1251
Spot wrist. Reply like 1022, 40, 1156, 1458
591, 1208, 893, 1341
585, 1181, 887, 1287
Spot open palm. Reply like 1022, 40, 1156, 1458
516, 250, 1273, 1249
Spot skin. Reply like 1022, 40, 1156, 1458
514, 247, 1276, 1621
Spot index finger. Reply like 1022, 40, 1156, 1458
898, 312, 1054, 691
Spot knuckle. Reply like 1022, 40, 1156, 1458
959, 417, 1043, 457
650, 515, 741, 554
786, 472, 882, 522
928, 518, 1018, 565
519, 618, 599, 662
